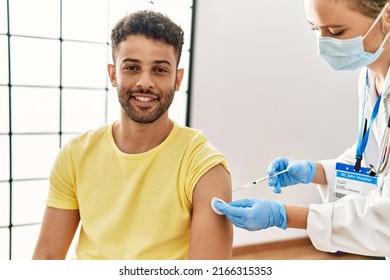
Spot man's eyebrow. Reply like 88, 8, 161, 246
154, 60, 172, 67
121, 58, 140, 64
120, 58, 172, 67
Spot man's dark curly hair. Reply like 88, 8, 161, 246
110, 10, 184, 66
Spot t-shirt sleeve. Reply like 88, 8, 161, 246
183, 133, 229, 203
47, 140, 79, 210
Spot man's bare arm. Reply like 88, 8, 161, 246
32, 206, 80, 259
188, 164, 233, 259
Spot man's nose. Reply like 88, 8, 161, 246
136, 71, 155, 89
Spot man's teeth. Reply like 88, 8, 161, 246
135, 96, 154, 102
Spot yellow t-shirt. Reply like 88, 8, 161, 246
47, 122, 228, 259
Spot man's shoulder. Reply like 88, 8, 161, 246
172, 123, 224, 156
63, 123, 112, 150
174, 123, 206, 142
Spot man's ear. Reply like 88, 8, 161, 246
108, 64, 117, 87
175, 68, 184, 91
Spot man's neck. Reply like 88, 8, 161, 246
112, 114, 174, 154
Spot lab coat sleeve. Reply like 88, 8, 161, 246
307, 189, 390, 257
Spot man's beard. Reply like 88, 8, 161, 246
117, 87, 175, 124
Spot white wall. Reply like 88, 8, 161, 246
190, 0, 360, 246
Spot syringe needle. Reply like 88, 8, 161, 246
228, 169, 288, 194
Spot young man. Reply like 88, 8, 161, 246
32, 10, 232, 260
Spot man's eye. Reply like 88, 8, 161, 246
124, 65, 138, 71
154, 67, 168, 73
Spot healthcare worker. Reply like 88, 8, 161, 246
213, 0, 390, 259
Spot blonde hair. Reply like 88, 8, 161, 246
348, 0, 388, 17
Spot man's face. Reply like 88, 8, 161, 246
108, 34, 184, 124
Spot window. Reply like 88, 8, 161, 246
0, 0, 195, 260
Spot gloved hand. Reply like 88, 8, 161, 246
268, 157, 316, 194
212, 198, 287, 231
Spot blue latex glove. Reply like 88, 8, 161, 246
213, 198, 287, 231
268, 157, 316, 194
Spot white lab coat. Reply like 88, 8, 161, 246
307, 67, 390, 259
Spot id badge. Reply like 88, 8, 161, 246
333, 162, 378, 199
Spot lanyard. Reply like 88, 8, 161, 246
355, 70, 382, 171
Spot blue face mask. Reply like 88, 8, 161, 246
318, 3, 390, 71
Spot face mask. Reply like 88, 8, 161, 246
318, 3, 390, 71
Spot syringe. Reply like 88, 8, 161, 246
228, 169, 288, 194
